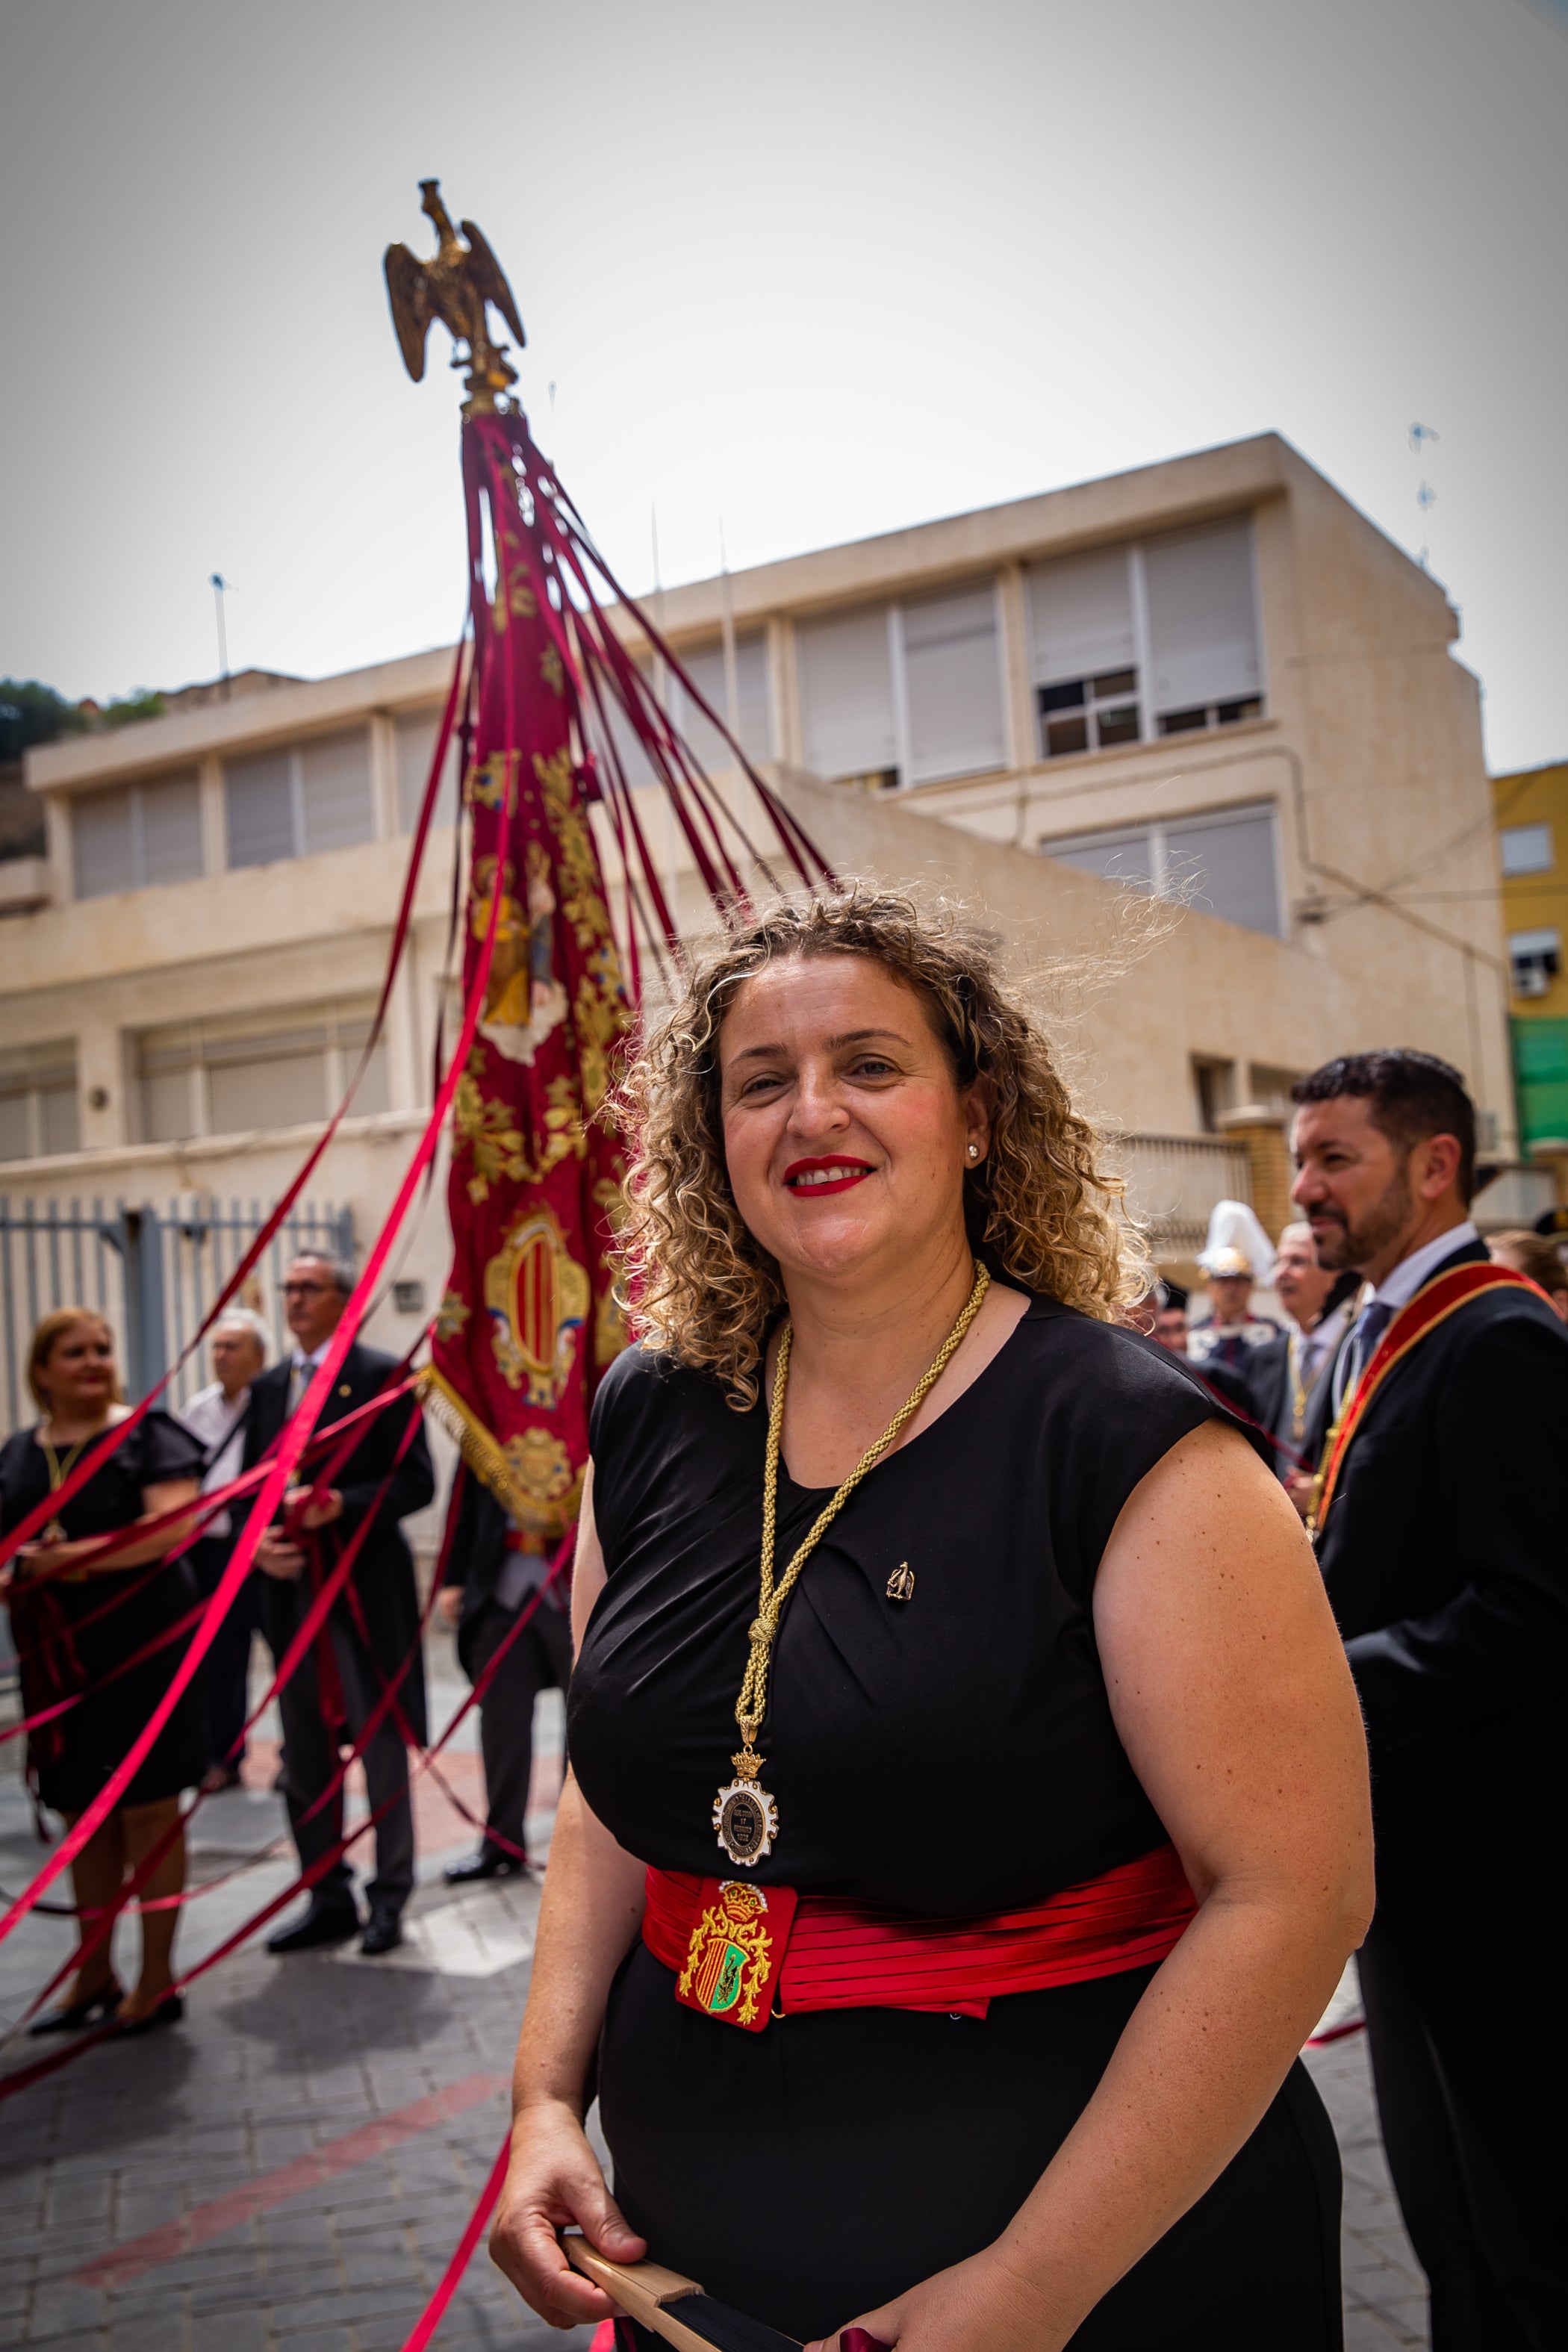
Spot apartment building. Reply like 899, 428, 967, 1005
1492, 759, 1568, 1157
1, 430, 1529, 1416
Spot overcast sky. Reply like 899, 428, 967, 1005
1, 0, 1564, 773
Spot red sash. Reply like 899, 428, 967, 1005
641, 1842, 1196, 2032
1310, 1262, 1542, 1535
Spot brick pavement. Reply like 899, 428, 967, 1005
0, 1630, 1431, 2351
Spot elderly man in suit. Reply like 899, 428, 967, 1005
180, 1307, 270, 1791
246, 1253, 434, 1957
1292, 1050, 1568, 2351
1242, 1223, 1360, 1501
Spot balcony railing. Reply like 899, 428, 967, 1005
1111, 1133, 1253, 1259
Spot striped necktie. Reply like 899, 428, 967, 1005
1334, 1298, 1393, 1418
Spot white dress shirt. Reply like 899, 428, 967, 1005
180, 1379, 252, 1538
1373, 1219, 1480, 1310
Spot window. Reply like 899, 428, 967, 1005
394, 708, 461, 833
72, 772, 202, 899
1509, 928, 1561, 1000
1500, 823, 1554, 878
223, 729, 374, 868
797, 585, 1005, 790
1042, 801, 1281, 937
0, 1041, 79, 1162
1029, 546, 1140, 757
669, 635, 772, 772
1192, 1057, 1236, 1133
1027, 517, 1263, 759
136, 998, 391, 1142
1248, 1063, 1304, 1119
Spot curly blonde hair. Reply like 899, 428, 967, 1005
613, 885, 1143, 1407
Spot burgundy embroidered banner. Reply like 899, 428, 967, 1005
421, 417, 633, 1543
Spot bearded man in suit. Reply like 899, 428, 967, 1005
246, 1253, 434, 1957
1292, 1051, 1568, 2351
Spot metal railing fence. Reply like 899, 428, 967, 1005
1113, 1133, 1254, 1259
0, 1195, 354, 1431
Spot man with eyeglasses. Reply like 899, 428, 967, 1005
243, 1253, 434, 1956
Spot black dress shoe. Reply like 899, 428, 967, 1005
360, 1908, 403, 1957
114, 1991, 185, 2036
444, 1844, 525, 1884
267, 1897, 361, 1954
28, 1979, 123, 2035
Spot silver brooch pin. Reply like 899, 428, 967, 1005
886, 1561, 915, 1602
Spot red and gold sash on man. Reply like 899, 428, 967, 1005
641, 1843, 1196, 2032
1310, 1263, 1541, 1536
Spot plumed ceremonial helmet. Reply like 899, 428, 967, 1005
1198, 1199, 1276, 1286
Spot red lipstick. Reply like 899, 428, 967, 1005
782, 1155, 874, 1197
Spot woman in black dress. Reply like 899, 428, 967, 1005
489, 889, 1373, 2350
1, 1309, 205, 2033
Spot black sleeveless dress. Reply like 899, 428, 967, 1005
0, 1412, 207, 1813
570, 1293, 1342, 2348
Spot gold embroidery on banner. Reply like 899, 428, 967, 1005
484, 1204, 590, 1407
677, 1883, 775, 2026
503, 1426, 580, 1530
435, 1289, 471, 1342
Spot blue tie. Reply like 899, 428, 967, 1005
1337, 1299, 1393, 1414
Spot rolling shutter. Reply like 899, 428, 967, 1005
902, 584, 1005, 784
73, 787, 137, 899
299, 730, 374, 853
394, 709, 461, 832
797, 606, 897, 782
225, 750, 294, 868
1164, 804, 1279, 936
1145, 520, 1260, 713
139, 771, 202, 886
1027, 548, 1136, 685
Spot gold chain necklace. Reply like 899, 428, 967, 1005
1287, 1331, 1308, 1440
38, 1425, 100, 1544
712, 1260, 991, 1867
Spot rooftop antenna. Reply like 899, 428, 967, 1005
1408, 423, 1440, 570
209, 573, 233, 697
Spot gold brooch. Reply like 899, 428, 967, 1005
886, 1562, 915, 1602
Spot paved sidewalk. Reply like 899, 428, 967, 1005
0, 1630, 1431, 2351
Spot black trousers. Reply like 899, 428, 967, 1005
276, 1614, 414, 1914
1359, 1918, 1568, 2352
191, 1535, 263, 1768
467, 1596, 573, 1863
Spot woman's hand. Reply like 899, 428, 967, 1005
810, 2247, 1071, 2352
488, 2095, 647, 2327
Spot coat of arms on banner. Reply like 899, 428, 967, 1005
485, 1204, 589, 1408
676, 1879, 799, 2031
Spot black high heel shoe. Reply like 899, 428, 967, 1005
114, 1991, 184, 2037
28, 1978, 123, 2035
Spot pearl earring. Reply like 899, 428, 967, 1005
967, 1143, 980, 1160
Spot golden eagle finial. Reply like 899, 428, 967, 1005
384, 180, 526, 416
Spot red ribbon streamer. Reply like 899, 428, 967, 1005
397, 2134, 511, 2352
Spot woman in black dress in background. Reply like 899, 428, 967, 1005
1, 1310, 204, 2033
489, 889, 1374, 2349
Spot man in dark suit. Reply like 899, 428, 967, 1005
246, 1253, 434, 1957
1292, 1050, 1568, 2351
435, 1474, 572, 1882
1242, 1222, 1360, 1494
